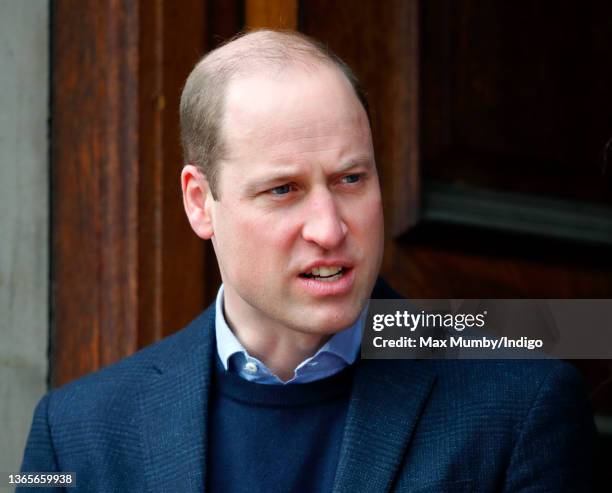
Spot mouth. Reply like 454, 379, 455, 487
299, 265, 349, 282
297, 263, 355, 297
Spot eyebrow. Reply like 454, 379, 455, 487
244, 156, 374, 194
334, 156, 374, 174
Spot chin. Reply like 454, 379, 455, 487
299, 306, 363, 335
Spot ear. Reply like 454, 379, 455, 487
181, 165, 215, 240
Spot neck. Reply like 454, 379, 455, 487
222, 291, 331, 382
234, 326, 331, 382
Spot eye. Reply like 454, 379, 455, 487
269, 184, 295, 195
341, 173, 362, 184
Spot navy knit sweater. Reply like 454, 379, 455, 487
207, 355, 355, 493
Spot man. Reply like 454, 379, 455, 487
20, 30, 593, 492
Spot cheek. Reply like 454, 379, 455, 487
349, 194, 384, 239
216, 208, 301, 272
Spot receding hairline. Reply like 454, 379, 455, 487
197, 29, 343, 79
179, 29, 370, 199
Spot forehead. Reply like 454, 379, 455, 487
219, 64, 373, 164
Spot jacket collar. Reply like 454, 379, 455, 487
138, 279, 436, 493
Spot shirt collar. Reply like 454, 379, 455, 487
214, 284, 365, 384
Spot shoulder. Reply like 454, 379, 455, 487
430, 357, 584, 391
44, 306, 215, 424
432, 358, 587, 413
421, 359, 594, 490
367, 280, 589, 415
361, 358, 594, 489
367, 357, 590, 423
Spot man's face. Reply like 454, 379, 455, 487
208, 65, 384, 336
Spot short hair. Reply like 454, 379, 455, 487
179, 29, 370, 200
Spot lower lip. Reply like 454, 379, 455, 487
297, 268, 355, 297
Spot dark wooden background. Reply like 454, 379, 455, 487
51, 0, 612, 487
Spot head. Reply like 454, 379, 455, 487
181, 30, 384, 336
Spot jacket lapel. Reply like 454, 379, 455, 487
332, 359, 436, 493
138, 307, 216, 493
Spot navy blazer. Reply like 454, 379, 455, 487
20, 281, 594, 492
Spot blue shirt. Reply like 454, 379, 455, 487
214, 285, 365, 384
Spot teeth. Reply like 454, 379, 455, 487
317, 273, 342, 282
311, 266, 342, 277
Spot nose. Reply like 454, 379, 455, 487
301, 189, 348, 250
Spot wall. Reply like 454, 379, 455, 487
0, 0, 49, 475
